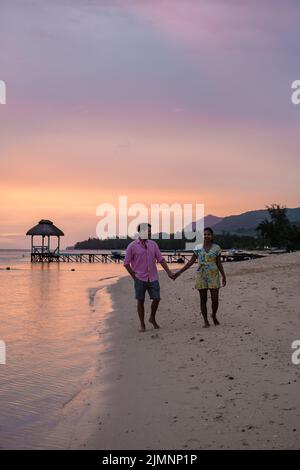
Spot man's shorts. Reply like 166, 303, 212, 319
134, 278, 160, 300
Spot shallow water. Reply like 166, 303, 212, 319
0, 250, 126, 449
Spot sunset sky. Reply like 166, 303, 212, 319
1, 0, 299, 248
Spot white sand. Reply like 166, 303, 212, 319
82, 252, 300, 450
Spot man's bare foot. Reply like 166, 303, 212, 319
203, 322, 210, 328
212, 315, 220, 325
149, 317, 160, 329
139, 324, 146, 332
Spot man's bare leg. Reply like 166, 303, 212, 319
210, 288, 220, 325
199, 289, 210, 327
149, 298, 160, 329
137, 299, 146, 332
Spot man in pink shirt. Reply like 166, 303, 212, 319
124, 223, 175, 332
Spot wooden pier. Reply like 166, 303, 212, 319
26, 220, 265, 264
30, 250, 125, 263
30, 249, 265, 264
165, 252, 264, 263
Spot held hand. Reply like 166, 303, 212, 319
168, 271, 176, 280
173, 271, 181, 280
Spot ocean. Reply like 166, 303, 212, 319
0, 250, 126, 449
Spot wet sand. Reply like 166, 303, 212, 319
83, 252, 300, 450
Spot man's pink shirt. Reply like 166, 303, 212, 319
123, 239, 164, 281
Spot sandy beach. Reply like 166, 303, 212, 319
83, 252, 300, 450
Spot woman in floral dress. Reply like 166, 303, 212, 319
175, 227, 226, 327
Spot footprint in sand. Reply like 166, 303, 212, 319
184, 438, 201, 448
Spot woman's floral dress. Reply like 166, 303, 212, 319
193, 243, 222, 290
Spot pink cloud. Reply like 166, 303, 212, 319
127, 0, 299, 51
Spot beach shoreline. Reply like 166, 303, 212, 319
0, 258, 126, 450
82, 252, 300, 450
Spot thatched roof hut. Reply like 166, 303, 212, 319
26, 219, 64, 237
26, 220, 64, 259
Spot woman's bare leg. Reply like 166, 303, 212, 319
210, 288, 220, 325
199, 289, 210, 327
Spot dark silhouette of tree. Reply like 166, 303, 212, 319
256, 204, 300, 250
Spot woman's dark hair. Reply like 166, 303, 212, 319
204, 227, 214, 236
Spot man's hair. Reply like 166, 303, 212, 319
137, 223, 151, 233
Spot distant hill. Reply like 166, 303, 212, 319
184, 214, 223, 232
212, 207, 300, 234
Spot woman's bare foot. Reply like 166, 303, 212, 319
139, 323, 146, 332
149, 317, 160, 329
212, 315, 220, 325
203, 322, 210, 328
